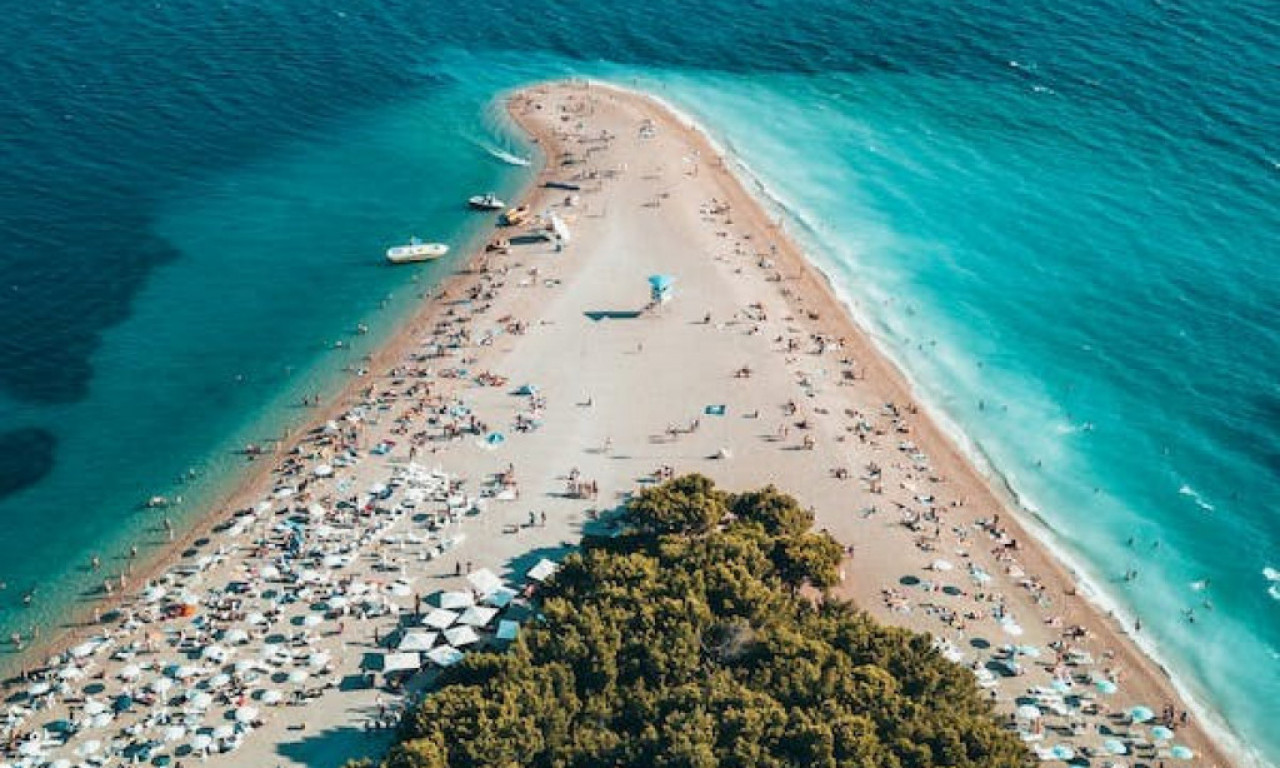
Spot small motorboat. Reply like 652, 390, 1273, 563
386, 237, 449, 264
468, 193, 505, 210
500, 205, 531, 226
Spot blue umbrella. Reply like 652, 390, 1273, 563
485, 432, 506, 446
1095, 679, 1118, 695
1103, 739, 1128, 755
1151, 725, 1175, 741
1169, 745, 1194, 760
1050, 744, 1075, 761
1050, 678, 1071, 693
1129, 705, 1155, 723
648, 274, 675, 291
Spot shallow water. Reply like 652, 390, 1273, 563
0, 0, 1275, 763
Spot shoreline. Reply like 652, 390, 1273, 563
3, 79, 1245, 768
619, 79, 1254, 768
0, 95, 547, 683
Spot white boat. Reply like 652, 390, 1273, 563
468, 193, 505, 210
386, 237, 449, 264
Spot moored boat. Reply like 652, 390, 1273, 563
468, 193, 505, 210
386, 237, 449, 264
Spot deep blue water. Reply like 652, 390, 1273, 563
0, 0, 1276, 763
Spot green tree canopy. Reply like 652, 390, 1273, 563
358, 476, 1029, 768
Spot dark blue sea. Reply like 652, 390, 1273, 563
0, 0, 1276, 762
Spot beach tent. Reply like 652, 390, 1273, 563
378, 652, 421, 675
425, 646, 464, 668
527, 558, 559, 583
396, 631, 438, 653
422, 608, 460, 630
496, 620, 520, 641
467, 568, 503, 597
444, 626, 480, 647
648, 274, 676, 304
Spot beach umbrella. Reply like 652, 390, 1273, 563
1129, 706, 1156, 723
1049, 744, 1075, 761
207, 673, 231, 690
84, 698, 107, 716
150, 677, 174, 694
261, 689, 283, 705
234, 706, 259, 724
27, 681, 51, 696
246, 612, 267, 626
163, 725, 186, 742
313, 464, 334, 478
16, 741, 43, 758
213, 725, 236, 740
438, 591, 474, 610
422, 608, 460, 630
1050, 678, 1071, 694
444, 625, 480, 647
1169, 745, 1194, 760
425, 646, 464, 668
76, 739, 102, 757
191, 734, 213, 752
302, 614, 323, 628
1015, 644, 1042, 658
49, 760, 72, 768
90, 712, 115, 729
930, 559, 954, 572
1103, 738, 1128, 755
1151, 725, 1175, 741
1095, 679, 1118, 695
496, 620, 520, 641
224, 628, 250, 645
328, 595, 349, 610
189, 692, 214, 710
59, 665, 86, 680
1016, 704, 1043, 720
119, 664, 142, 681
287, 669, 309, 684
647, 274, 675, 291
201, 645, 229, 662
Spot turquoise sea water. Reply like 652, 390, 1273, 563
1, 1, 1276, 763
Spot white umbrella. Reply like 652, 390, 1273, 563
930, 559, 955, 572
422, 608, 460, 630
27, 681, 51, 696
246, 612, 267, 626
189, 691, 214, 710
457, 606, 498, 628
438, 591, 474, 610
328, 595, 349, 610
261, 689, 283, 705
201, 645, 230, 662
164, 724, 187, 742
1017, 704, 1043, 720
49, 759, 73, 768
76, 738, 102, 756
234, 705, 259, 723
308, 651, 332, 669
287, 670, 309, 684
150, 677, 174, 694
191, 733, 213, 751
313, 464, 334, 478
118, 664, 142, 681
17, 741, 44, 757
302, 614, 323, 628
224, 628, 250, 645
444, 625, 480, 647
207, 673, 232, 689
58, 666, 85, 680
84, 699, 107, 716
88, 713, 113, 729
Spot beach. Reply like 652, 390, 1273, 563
0, 80, 1237, 768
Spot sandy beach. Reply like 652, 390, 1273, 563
0, 80, 1236, 768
